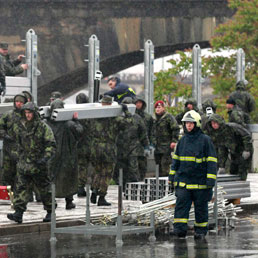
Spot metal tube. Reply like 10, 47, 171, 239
88, 35, 100, 103
192, 44, 202, 109
50, 182, 57, 242
86, 184, 91, 226
155, 164, 159, 200
144, 40, 154, 115
236, 48, 245, 83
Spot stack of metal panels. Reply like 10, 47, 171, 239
124, 175, 250, 202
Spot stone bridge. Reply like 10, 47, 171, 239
0, 0, 234, 104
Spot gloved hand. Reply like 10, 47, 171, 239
218, 167, 225, 174
242, 151, 251, 160
119, 103, 128, 112
37, 157, 48, 166
168, 174, 174, 193
144, 146, 150, 157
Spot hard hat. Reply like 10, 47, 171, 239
182, 110, 201, 127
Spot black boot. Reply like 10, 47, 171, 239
97, 196, 111, 206
90, 190, 98, 204
66, 200, 76, 210
43, 211, 51, 222
194, 233, 206, 240
27, 191, 34, 202
7, 210, 23, 224
77, 187, 86, 197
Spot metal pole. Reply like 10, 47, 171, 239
26, 29, 40, 104
155, 164, 159, 200
88, 35, 100, 103
192, 44, 202, 109
86, 184, 91, 226
144, 40, 154, 115
214, 177, 218, 234
116, 168, 123, 247
236, 48, 245, 83
50, 182, 57, 242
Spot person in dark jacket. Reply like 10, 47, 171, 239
104, 77, 136, 103
169, 110, 217, 240
47, 99, 83, 209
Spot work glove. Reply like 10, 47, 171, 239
144, 146, 150, 157
37, 157, 48, 166
218, 167, 225, 174
168, 174, 174, 193
242, 151, 251, 160
119, 103, 128, 112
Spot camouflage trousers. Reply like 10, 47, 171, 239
138, 156, 147, 181
78, 157, 91, 187
13, 168, 52, 212
230, 153, 252, 181
91, 161, 115, 196
0, 153, 17, 191
154, 153, 172, 177
114, 156, 140, 188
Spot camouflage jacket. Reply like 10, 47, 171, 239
135, 107, 153, 144
117, 113, 149, 157
0, 107, 23, 158
89, 110, 133, 163
228, 106, 247, 128
206, 114, 253, 168
0, 54, 24, 76
77, 119, 91, 160
152, 112, 180, 154
0, 55, 5, 88
13, 112, 56, 174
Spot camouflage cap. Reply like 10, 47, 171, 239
0, 43, 8, 50
101, 95, 113, 104
50, 91, 62, 100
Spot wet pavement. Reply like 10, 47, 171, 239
1, 173, 258, 257
1, 212, 258, 257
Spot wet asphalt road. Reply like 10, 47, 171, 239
1, 212, 258, 258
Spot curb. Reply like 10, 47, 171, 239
0, 219, 85, 237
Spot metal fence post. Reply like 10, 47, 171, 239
26, 29, 40, 104
88, 35, 100, 103
144, 40, 154, 115
236, 48, 245, 83
192, 44, 202, 109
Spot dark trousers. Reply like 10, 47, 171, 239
173, 187, 213, 236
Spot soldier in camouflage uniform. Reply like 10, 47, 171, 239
226, 97, 247, 128
75, 93, 91, 197
152, 100, 180, 177
229, 80, 256, 124
114, 97, 149, 188
0, 94, 28, 191
175, 98, 202, 125
207, 114, 253, 181
0, 43, 28, 76
7, 102, 56, 223
47, 99, 83, 209
89, 95, 133, 206
135, 95, 153, 180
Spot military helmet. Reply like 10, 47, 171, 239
182, 110, 201, 127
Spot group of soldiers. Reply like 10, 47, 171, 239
0, 43, 255, 227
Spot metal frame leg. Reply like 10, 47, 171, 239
50, 182, 57, 242
116, 169, 123, 247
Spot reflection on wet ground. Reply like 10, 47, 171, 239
2, 213, 258, 258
